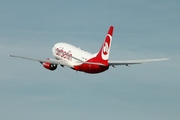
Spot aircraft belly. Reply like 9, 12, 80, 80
73, 64, 109, 73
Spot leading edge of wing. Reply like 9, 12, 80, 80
8, 54, 106, 66
8, 54, 65, 65
108, 58, 169, 66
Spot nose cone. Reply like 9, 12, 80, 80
52, 45, 56, 56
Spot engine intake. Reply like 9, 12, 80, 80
43, 62, 57, 71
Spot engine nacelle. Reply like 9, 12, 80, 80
42, 62, 57, 71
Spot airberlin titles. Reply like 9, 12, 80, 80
55, 47, 72, 61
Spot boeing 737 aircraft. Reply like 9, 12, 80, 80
9, 26, 169, 74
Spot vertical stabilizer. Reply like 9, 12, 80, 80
95, 26, 114, 65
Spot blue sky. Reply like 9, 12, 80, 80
0, 0, 180, 120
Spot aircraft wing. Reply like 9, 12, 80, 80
8, 54, 67, 66
9, 54, 106, 66
109, 58, 169, 66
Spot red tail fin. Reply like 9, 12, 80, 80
95, 26, 114, 65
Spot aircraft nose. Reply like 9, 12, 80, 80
52, 45, 56, 55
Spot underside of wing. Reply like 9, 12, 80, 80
109, 58, 169, 66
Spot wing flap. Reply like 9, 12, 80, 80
109, 58, 169, 66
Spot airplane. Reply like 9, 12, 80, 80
9, 26, 169, 74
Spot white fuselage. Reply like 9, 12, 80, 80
52, 43, 95, 68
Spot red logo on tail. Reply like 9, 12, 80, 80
101, 34, 112, 60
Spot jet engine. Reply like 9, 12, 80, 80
42, 62, 57, 71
